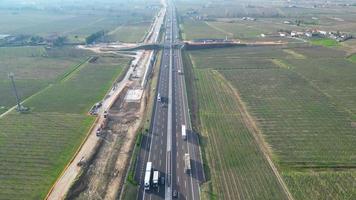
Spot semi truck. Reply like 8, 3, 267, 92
144, 162, 152, 190
181, 125, 186, 140
153, 171, 159, 188
184, 153, 191, 174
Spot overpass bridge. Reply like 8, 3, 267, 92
119, 42, 185, 51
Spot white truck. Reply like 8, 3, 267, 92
157, 93, 161, 102
181, 125, 186, 140
153, 171, 159, 188
184, 153, 191, 174
144, 162, 152, 190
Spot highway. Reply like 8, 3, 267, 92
135, 0, 204, 199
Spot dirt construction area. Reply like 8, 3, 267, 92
65, 86, 146, 200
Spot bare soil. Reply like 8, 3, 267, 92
65, 87, 145, 200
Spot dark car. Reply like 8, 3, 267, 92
172, 190, 178, 198
160, 176, 165, 185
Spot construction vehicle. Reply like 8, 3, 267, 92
144, 162, 152, 190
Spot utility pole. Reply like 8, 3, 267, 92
8, 73, 28, 112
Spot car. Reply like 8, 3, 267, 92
172, 190, 178, 198
160, 176, 165, 185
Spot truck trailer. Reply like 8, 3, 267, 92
153, 171, 159, 188
181, 125, 186, 140
184, 153, 191, 174
144, 162, 152, 190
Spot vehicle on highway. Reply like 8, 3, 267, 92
172, 190, 179, 198
160, 176, 165, 185
153, 171, 159, 188
157, 93, 161, 102
184, 153, 191, 174
96, 128, 102, 137
103, 110, 108, 118
144, 162, 152, 190
182, 124, 187, 140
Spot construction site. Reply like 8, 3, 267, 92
44, 2, 165, 199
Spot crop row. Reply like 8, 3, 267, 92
0, 55, 129, 199
195, 69, 288, 200
0, 112, 93, 199
283, 171, 356, 200
222, 68, 356, 165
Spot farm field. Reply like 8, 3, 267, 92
107, 22, 151, 43
186, 44, 356, 199
180, 18, 227, 40
177, 0, 356, 46
0, 54, 130, 199
192, 69, 288, 200
180, 17, 302, 42
0, 0, 157, 43
0, 46, 94, 114
310, 38, 340, 47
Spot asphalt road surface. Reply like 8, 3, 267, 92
135, 1, 204, 200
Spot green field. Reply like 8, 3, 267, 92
178, 0, 356, 47
193, 69, 288, 199
0, 46, 94, 114
0, 1, 156, 43
107, 22, 151, 43
348, 54, 356, 63
180, 18, 227, 40
311, 38, 340, 47
186, 45, 356, 199
0, 54, 130, 199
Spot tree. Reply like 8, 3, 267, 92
85, 30, 106, 44
53, 36, 67, 47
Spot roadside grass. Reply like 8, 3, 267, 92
0, 54, 130, 199
121, 180, 139, 200
310, 38, 340, 47
347, 54, 356, 63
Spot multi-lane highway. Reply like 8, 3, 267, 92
135, 0, 204, 199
